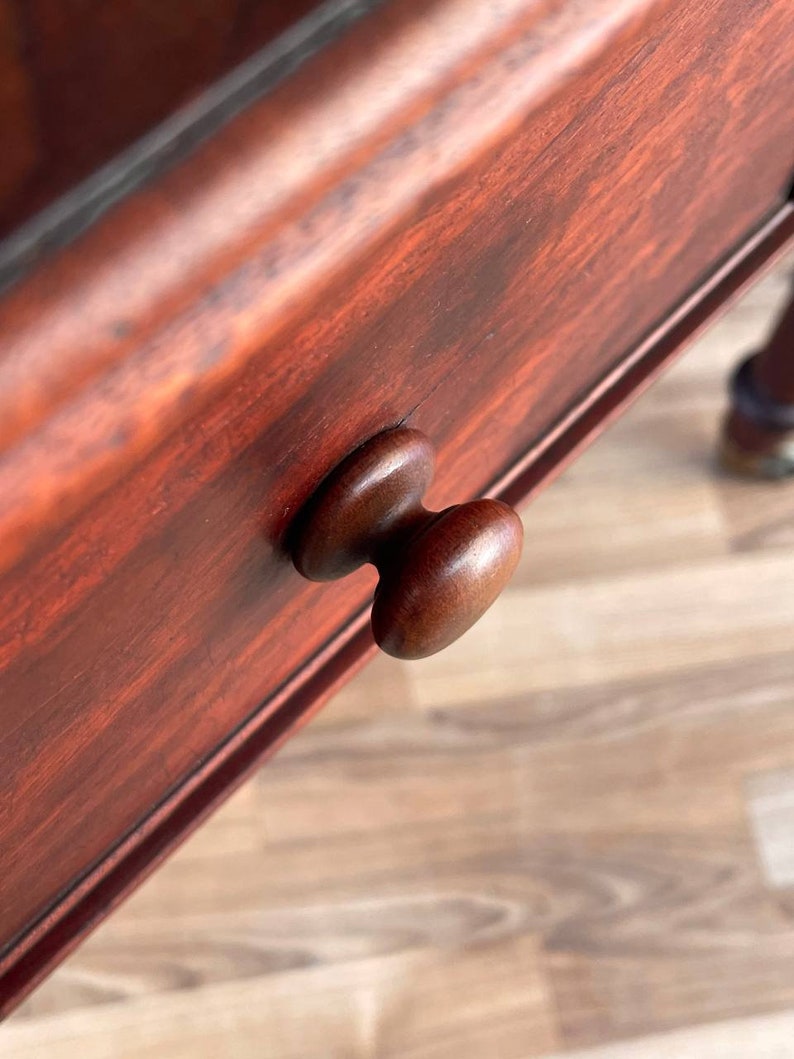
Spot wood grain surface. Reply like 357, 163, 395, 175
5, 253, 794, 1057
0, 0, 344, 238
1, 0, 793, 1014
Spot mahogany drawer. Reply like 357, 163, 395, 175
1, 0, 793, 1010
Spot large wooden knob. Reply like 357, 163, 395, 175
291, 428, 523, 659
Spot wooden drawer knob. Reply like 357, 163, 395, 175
291, 428, 523, 659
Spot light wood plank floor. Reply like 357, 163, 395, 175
5, 254, 794, 1057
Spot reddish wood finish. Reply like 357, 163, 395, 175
0, 0, 333, 238
1, 208, 793, 1018
292, 428, 523, 658
721, 286, 794, 477
0, 0, 793, 1017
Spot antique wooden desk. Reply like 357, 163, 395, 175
0, 0, 792, 1015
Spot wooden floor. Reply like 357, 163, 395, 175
5, 254, 794, 1057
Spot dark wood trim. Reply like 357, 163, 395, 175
1, 202, 792, 1018
0, 0, 388, 284
720, 268, 794, 477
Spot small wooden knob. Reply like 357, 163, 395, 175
291, 429, 523, 659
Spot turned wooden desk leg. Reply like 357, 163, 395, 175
720, 285, 794, 478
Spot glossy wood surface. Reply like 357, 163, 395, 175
1, 0, 793, 1015
0, 0, 340, 241
292, 428, 523, 658
2, 206, 792, 1022
7, 261, 794, 1056
2, 0, 794, 576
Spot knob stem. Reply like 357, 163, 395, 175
291, 429, 522, 659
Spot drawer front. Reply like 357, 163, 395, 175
1, 0, 793, 967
